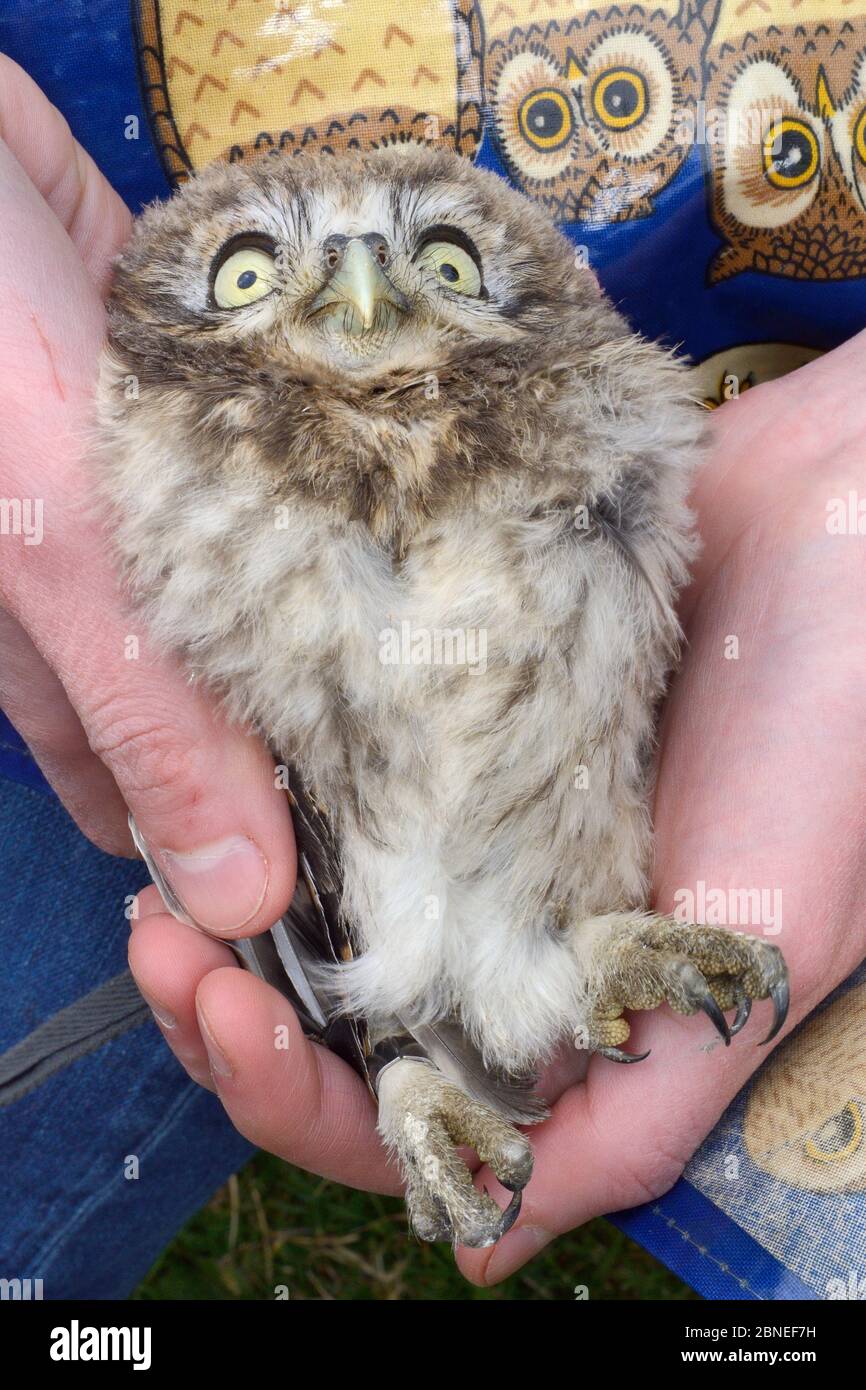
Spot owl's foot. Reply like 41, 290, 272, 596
376, 1058, 533, 1248
580, 917, 789, 1061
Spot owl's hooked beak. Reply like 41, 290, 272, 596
815, 66, 836, 120
309, 238, 409, 337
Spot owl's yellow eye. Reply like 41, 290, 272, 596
804, 1102, 863, 1164
591, 69, 648, 131
762, 119, 819, 190
854, 108, 866, 165
212, 242, 277, 309
517, 88, 574, 151
416, 240, 482, 297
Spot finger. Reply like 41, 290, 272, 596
0, 606, 129, 852
0, 140, 297, 937
128, 908, 239, 1090
133, 884, 169, 922
195, 968, 399, 1195
0, 52, 131, 294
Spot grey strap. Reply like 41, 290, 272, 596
0, 969, 149, 1107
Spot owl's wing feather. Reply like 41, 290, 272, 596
242, 763, 374, 1082
129, 800, 368, 1077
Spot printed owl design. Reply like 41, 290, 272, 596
692, 341, 821, 407
479, 0, 722, 223
744, 983, 866, 1194
704, 0, 866, 281
132, 0, 484, 186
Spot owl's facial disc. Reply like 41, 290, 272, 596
308, 236, 409, 339
120, 150, 584, 390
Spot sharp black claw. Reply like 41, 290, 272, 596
474, 1183, 524, 1245
700, 989, 732, 1045
759, 975, 790, 1045
598, 1045, 652, 1064
497, 1187, 523, 1238
499, 1175, 527, 1193
729, 988, 752, 1037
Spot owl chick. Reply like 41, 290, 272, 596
95, 145, 788, 1249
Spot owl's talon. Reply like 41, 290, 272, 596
760, 974, 790, 1045
411, 1203, 453, 1244
729, 986, 752, 1037
497, 1186, 523, 1236
691, 970, 732, 1045
598, 1044, 652, 1064
587, 918, 790, 1054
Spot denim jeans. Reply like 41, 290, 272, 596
0, 711, 254, 1298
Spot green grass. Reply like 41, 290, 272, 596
132, 1153, 697, 1301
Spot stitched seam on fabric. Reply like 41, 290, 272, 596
30, 1077, 205, 1275
0, 1007, 151, 1106
650, 1199, 766, 1300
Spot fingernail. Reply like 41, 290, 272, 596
485, 1225, 552, 1284
197, 1005, 233, 1079
159, 836, 268, 934
144, 997, 176, 1030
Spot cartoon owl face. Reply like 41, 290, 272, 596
704, 0, 866, 280
481, 0, 720, 223
744, 983, 866, 1194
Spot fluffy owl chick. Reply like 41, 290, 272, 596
96, 146, 788, 1248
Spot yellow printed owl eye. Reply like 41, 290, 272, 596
762, 119, 819, 190
517, 88, 574, 151
591, 69, 648, 131
212, 240, 278, 309
804, 1102, 863, 1164
854, 108, 866, 165
416, 240, 483, 297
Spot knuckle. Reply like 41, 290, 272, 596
85, 696, 205, 811
72, 814, 134, 859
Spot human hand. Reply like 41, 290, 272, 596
0, 54, 295, 935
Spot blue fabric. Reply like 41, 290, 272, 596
611, 1180, 819, 1302
0, 1, 168, 212
0, 731, 254, 1299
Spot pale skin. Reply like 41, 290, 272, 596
2, 55, 865, 1285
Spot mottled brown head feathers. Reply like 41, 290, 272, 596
103, 146, 635, 545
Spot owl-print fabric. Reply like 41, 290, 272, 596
704, 0, 866, 283
8, 0, 866, 374
114, 0, 866, 386
2, 0, 865, 1300
132, 0, 485, 178
480, 0, 718, 224
680, 964, 866, 1299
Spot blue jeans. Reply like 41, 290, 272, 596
0, 711, 254, 1298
